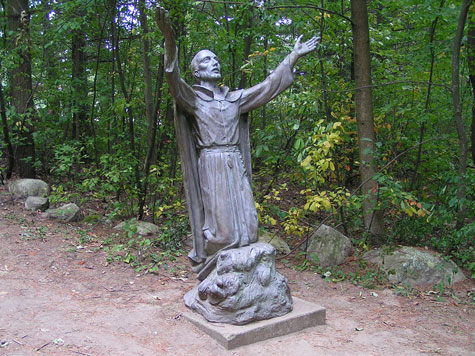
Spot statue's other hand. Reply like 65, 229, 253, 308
293, 35, 319, 57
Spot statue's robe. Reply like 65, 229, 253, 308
165, 51, 294, 280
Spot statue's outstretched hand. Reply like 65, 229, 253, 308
155, 5, 173, 38
293, 35, 319, 57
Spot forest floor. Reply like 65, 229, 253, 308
0, 184, 474, 356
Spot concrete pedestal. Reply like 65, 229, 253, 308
184, 297, 325, 349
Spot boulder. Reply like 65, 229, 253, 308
25, 196, 49, 211
114, 219, 159, 236
306, 224, 354, 266
9, 179, 50, 198
45, 203, 81, 222
258, 231, 291, 255
364, 246, 465, 287
184, 242, 293, 325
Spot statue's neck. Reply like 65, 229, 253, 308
198, 80, 221, 96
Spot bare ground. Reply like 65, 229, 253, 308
0, 186, 474, 356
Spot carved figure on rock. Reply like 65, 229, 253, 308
184, 243, 293, 325
156, 6, 318, 280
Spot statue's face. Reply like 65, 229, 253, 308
193, 50, 221, 81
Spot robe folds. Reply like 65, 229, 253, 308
165, 50, 294, 280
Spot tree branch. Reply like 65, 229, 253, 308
194, 0, 353, 23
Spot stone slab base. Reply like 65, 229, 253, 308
183, 297, 326, 349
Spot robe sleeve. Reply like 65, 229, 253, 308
240, 57, 294, 113
164, 47, 197, 114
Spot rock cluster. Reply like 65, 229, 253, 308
305, 224, 354, 266
364, 246, 465, 286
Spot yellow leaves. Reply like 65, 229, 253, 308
303, 188, 349, 213
249, 49, 272, 58
283, 208, 309, 237
332, 121, 342, 129
322, 199, 331, 211
301, 155, 313, 168
315, 12, 331, 21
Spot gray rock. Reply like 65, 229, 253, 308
258, 231, 291, 255
364, 246, 465, 287
306, 224, 354, 266
25, 196, 49, 211
45, 203, 81, 222
114, 219, 159, 236
8, 179, 50, 198
184, 242, 293, 325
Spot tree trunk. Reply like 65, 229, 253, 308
110, 0, 142, 212
7, 0, 36, 178
452, 0, 471, 229
468, 3, 475, 164
138, 0, 165, 220
89, 18, 106, 165
410, 0, 445, 191
0, 65, 14, 178
350, 0, 384, 237
319, 0, 331, 122
71, 13, 88, 140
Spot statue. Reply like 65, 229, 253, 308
155, 6, 318, 283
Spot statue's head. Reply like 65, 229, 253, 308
191, 50, 221, 82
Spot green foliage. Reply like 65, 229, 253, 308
52, 141, 85, 181
295, 253, 388, 289
102, 216, 188, 274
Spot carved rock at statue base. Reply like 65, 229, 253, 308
184, 242, 292, 325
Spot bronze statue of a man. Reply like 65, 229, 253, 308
156, 7, 318, 280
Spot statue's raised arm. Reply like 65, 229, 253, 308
155, 6, 196, 113
155, 6, 176, 65
240, 35, 319, 113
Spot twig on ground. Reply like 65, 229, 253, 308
36, 341, 50, 351
103, 286, 125, 292
71, 350, 94, 356
12, 339, 24, 345
65, 329, 80, 334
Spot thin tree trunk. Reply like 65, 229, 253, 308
238, 7, 254, 90
0, 6, 13, 178
71, 9, 87, 140
319, 0, 331, 122
0, 65, 14, 178
89, 18, 106, 165
452, 0, 471, 229
138, 0, 165, 220
468, 3, 475, 164
111, 0, 142, 212
223, 0, 236, 88
410, 0, 445, 191
109, 3, 116, 154
351, 0, 384, 237
7, 0, 36, 178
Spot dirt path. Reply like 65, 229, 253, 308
0, 188, 474, 356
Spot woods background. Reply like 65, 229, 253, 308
1, 0, 473, 277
